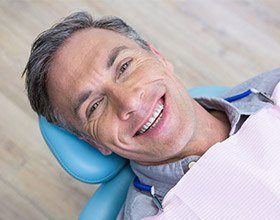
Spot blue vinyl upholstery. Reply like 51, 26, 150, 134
39, 116, 128, 184
79, 165, 134, 220
38, 86, 229, 220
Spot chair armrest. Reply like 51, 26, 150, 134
79, 165, 134, 220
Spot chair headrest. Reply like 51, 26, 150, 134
39, 116, 128, 184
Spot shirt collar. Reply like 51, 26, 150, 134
130, 155, 201, 198
194, 96, 241, 135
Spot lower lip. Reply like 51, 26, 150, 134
136, 95, 168, 138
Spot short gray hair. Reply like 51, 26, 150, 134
22, 11, 150, 137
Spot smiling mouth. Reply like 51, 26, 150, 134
135, 96, 165, 136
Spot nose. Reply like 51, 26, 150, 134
108, 85, 144, 120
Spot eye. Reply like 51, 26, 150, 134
87, 99, 103, 119
118, 59, 132, 78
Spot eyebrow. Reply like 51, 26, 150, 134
73, 90, 92, 117
72, 45, 128, 118
106, 45, 128, 69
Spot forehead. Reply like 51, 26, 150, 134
50, 28, 138, 78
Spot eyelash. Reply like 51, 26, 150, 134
118, 59, 132, 78
87, 99, 103, 118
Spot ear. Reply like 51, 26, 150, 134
148, 44, 161, 56
148, 44, 174, 72
96, 147, 113, 156
81, 136, 112, 156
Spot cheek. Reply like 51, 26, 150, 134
86, 111, 120, 147
84, 119, 99, 142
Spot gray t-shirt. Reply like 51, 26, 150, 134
117, 68, 280, 220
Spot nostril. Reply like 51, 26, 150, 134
140, 90, 145, 100
114, 87, 144, 120
120, 112, 131, 121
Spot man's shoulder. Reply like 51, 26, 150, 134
222, 68, 280, 98
220, 68, 280, 114
117, 181, 158, 220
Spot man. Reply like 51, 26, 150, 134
23, 11, 279, 219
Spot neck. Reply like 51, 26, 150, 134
182, 99, 231, 157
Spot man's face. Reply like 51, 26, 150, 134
47, 28, 197, 164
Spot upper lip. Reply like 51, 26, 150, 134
133, 95, 164, 136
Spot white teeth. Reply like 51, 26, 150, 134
138, 102, 164, 134
152, 114, 163, 128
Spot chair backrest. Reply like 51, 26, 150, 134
39, 86, 230, 184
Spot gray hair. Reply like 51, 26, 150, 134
22, 11, 150, 137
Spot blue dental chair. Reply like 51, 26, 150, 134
39, 86, 229, 220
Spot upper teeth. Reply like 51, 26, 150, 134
138, 102, 164, 134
